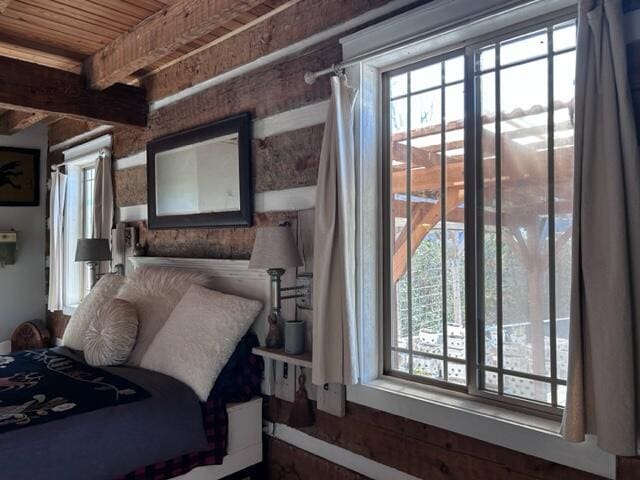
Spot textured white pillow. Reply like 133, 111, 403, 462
84, 298, 138, 366
117, 267, 211, 366
140, 284, 263, 401
62, 274, 126, 351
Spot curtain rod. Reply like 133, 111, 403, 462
303, 0, 567, 85
51, 150, 107, 172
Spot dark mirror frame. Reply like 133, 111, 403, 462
147, 112, 253, 229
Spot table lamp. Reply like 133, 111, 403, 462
249, 224, 305, 349
75, 238, 111, 288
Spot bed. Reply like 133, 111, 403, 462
0, 257, 271, 480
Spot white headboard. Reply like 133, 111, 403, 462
128, 256, 274, 342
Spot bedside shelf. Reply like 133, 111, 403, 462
252, 347, 312, 369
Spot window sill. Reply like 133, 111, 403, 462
62, 304, 77, 316
347, 377, 615, 479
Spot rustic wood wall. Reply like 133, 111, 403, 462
267, 397, 605, 480
44, 0, 640, 478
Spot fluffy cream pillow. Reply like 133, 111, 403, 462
116, 267, 211, 366
140, 284, 263, 401
84, 298, 138, 366
62, 274, 126, 351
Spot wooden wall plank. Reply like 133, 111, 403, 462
143, 211, 297, 258
48, 118, 104, 147
85, 0, 268, 89
113, 39, 339, 159
143, 0, 397, 101
0, 55, 146, 126
266, 398, 605, 480
618, 456, 640, 479
0, 110, 48, 134
254, 124, 323, 193
114, 165, 147, 207
265, 437, 369, 480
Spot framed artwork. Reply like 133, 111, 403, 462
0, 147, 40, 206
147, 112, 252, 229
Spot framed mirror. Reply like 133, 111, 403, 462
147, 113, 252, 229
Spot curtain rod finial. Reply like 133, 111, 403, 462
304, 71, 317, 85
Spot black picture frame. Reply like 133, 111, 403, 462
147, 112, 253, 229
0, 147, 40, 207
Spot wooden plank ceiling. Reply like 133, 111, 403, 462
0, 0, 292, 133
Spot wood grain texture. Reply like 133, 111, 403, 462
0, 55, 146, 126
114, 165, 147, 207
0, 0, 11, 14
143, 0, 403, 101
142, 211, 298, 259
0, 110, 48, 134
45, 310, 68, 340
254, 124, 323, 193
618, 456, 640, 479
113, 39, 339, 159
266, 397, 605, 480
85, 0, 267, 89
265, 436, 369, 480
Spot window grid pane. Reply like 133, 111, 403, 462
384, 16, 575, 412
387, 53, 466, 385
474, 19, 575, 408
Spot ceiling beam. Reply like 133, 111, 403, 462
0, 1, 10, 14
85, 0, 266, 90
0, 111, 48, 135
0, 55, 146, 127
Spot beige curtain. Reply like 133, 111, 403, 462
47, 170, 67, 312
312, 75, 359, 386
92, 150, 114, 273
561, 0, 640, 456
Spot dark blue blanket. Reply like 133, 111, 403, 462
0, 349, 149, 433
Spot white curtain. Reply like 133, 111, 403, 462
312, 75, 359, 386
47, 170, 67, 312
561, 0, 640, 455
92, 150, 114, 274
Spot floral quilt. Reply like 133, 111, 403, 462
0, 349, 149, 433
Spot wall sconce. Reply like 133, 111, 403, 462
249, 224, 312, 350
0, 231, 17, 267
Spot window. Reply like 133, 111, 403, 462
63, 164, 96, 310
383, 17, 576, 412
60, 135, 111, 314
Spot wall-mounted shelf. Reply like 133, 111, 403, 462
252, 346, 312, 369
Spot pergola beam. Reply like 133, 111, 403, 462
0, 55, 146, 127
85, 0, 266, 90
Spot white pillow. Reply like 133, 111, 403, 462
84, 298, 138, 367
140, 284, 263, 401
62, 274, 125, 351
116, 267, 211, 366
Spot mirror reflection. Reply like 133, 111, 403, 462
155, 133, 240, 217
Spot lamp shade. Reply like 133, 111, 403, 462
75, 238, 111, 262
249, 226, 303, 270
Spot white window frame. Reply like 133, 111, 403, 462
344, 0, 615, 477
61, 135, 112, 315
